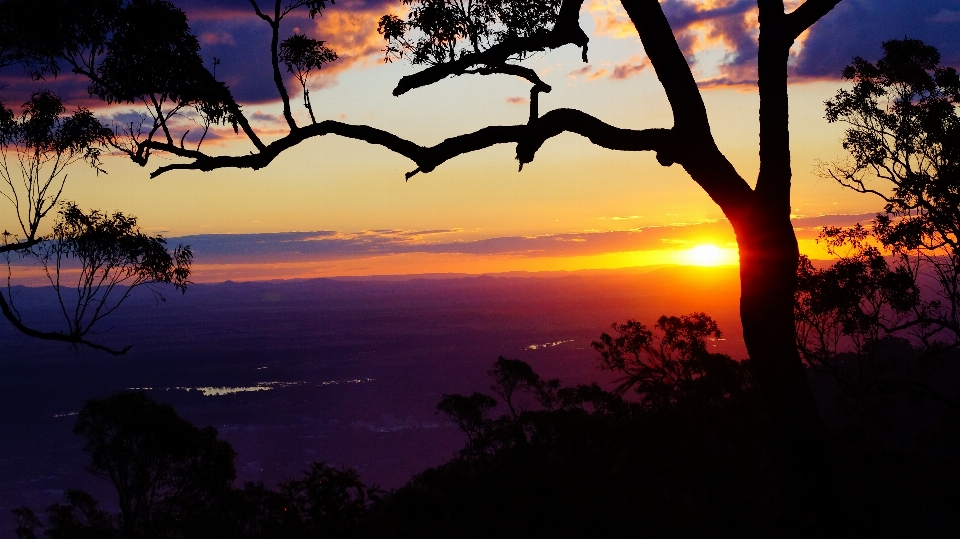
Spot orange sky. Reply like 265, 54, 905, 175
0, 0, 934, 283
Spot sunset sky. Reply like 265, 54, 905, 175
2, 0, 959, 282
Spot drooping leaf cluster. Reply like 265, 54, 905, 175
2, 203, 193, 354
279, 34, 338, 124
279, 35, 339, 83
378, 0, 562, 66
47, 202, 193, 293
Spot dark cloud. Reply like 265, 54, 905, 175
0, 69, 98, 109
794, 0, 960, 79
168, 214, 877, 264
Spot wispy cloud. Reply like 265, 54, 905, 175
169, 214, 877, 267
610, 57, 648, 80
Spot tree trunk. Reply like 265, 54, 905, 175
731, 200, 831, 531
732, 203, 822, 437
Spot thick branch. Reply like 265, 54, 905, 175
785, 0, 842, 41
756, 0, 792, 212
0, 292, 131, 355
0, 237, 41, 255
621, 0, 710, 137
392, 0, 588, 96
464, 64, 552, 93
150, 111, 676, 180
621, 0, 753, 214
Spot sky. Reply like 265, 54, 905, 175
3, 0, 960, 282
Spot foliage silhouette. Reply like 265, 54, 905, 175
278, 34, 338, 125
361, 318, 960, 538
0, 91, 192, 353
797, 39, 960, 409
73, 392, 237, 538
13, 392, 381, 539
591, 313, 752, 411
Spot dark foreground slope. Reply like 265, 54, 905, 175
0, 266, 742, 528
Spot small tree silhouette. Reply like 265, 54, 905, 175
0, 91, 192, 353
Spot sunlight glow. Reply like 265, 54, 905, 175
682, 244, 738, 266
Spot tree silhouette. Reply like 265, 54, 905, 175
795, 38, 960, 407
73, 392, 236, 539
12, 392, 381, 539
592, 313, 753, 411
822, 38, 960, 343
2, 0, 848, 491
0, 91, 192, 353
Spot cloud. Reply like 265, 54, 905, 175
568, 65, 594, 77
172, 222, 743, 264
505, 96, 528, 105
792, 0, 960, 80
929, 8, 960, 23
585, 0, 960, 89
199, 31, 236, 46
610, 56, 648, 80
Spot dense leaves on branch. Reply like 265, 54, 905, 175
377, 0, 561, 66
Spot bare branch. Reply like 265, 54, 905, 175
785, 0, 842, 41
150, 111, 675, 180
463, 64, 551, 93
0, 291, 131, 355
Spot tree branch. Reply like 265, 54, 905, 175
785, 0, 842, 41
621, 0, 711, 138
620, 0, 754, 213
149, 111, 677, 180
391, 0, 588, 96
0, 291, 131, 355
0, 237, 41, 255
463, 64, 552, 93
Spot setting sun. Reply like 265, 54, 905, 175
682, 244, 738, 266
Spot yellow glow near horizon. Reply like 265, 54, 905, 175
682, 244, 738, 266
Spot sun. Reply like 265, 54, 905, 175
683, 244, 734, 267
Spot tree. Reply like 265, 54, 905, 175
72, 392, 237, 539
592, 313, 754, 411
822, 38, 960, 342
795, 38, 960, 407
0, 91, 192, 354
